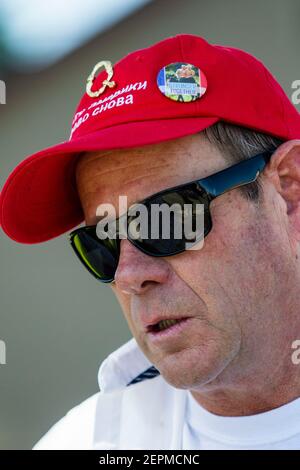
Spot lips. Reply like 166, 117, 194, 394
147, 317, 193, 342
145, 316, 189, 332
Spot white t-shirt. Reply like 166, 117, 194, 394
182, 390, 300, 449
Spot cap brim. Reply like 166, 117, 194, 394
0, 116, 219, 243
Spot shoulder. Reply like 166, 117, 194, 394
33, 374, 184, 450
33, 392, 101, 450
33, 370, 161, 450
33, 338, 162, 449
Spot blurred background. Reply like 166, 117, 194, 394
0, 0, 299, 449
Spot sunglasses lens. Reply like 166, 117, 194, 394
71, 229, 119, 282
127, 184, 212, 256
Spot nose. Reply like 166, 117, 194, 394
114, 239, 171, 294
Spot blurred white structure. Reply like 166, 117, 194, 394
0, 0, 152, 70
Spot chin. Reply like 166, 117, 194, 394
154, 343, 235, 390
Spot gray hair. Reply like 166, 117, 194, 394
201, 121, 284, 202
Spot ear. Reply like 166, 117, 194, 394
264, 140, 300, 241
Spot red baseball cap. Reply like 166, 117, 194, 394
1, 33, 300, 244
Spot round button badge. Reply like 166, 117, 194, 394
157, 62, 207, 102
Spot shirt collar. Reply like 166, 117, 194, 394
186, 390, 300, 445
98, 337, 155, 393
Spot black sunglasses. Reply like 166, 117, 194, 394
69, 151, 272, 283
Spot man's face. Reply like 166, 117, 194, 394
75, 133, 293, 392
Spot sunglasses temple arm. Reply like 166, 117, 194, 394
196, 151, 272, 198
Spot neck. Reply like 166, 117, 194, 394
190, 351, 300, 416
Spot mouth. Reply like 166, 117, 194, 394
146, 317, 188, 333
146, 316, 193, 342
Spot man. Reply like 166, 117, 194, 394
1, 34, 300, 449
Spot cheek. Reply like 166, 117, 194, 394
167, 199, 265, 317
